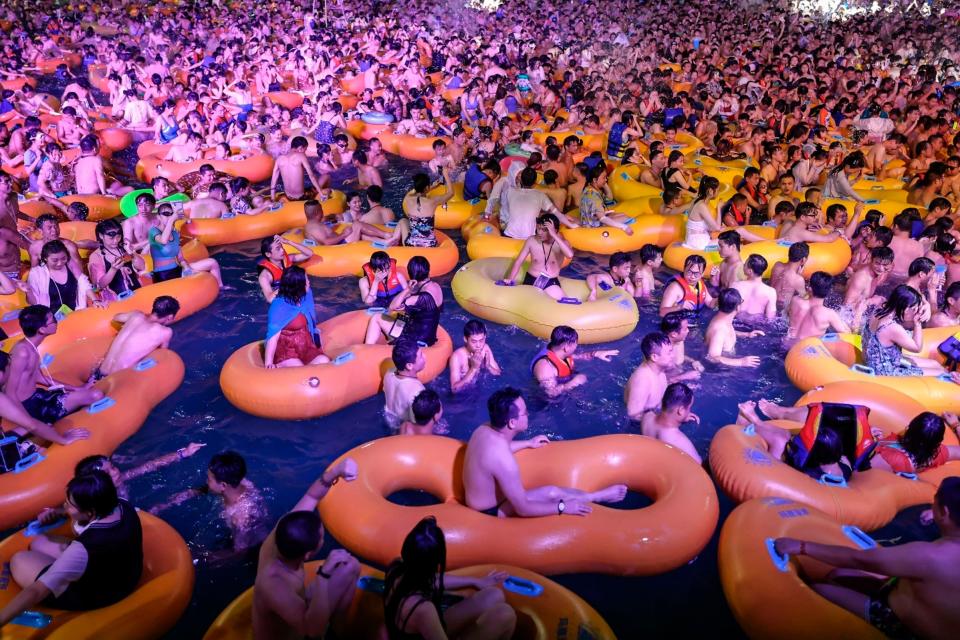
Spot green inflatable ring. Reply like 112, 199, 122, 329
504, 143, 531, 158
120, 189, 189, 218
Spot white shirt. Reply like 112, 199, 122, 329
502, 188, 559, 240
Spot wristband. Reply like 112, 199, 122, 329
318, 568, 333, 579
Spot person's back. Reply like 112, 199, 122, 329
462, 423, 503, 510
98, 299, 178, 376
889, 234, 923, 276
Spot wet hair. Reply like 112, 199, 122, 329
694, 176, 720, 203
784, 423, 844, 474
407, 256, 430, 281
40, 239, 69, 264
75, 454, 109, 477
488, 387, 523, 429
744, 254, 767, 277
928, 197, 951, 213
520, 167, 537, 188
391, 339, 421, 371
944, 282, 960, 307
19, 304, 52, 337
876, 285, 921, 323
67, 471, 118, 518
367, 185, 383, 203
788, 241, 810, 263
661, 382, 693, 411
260, 236, 276, 258
410, 389, 442, 425
35, 213, 58, 230
290, 136, 308, 150
717, 288, 742, 313
871, 246, 895, 263
136, 192, 156, 207
795, 202, 818, 219
660, 312, 687, 336
717, 229, 740, 250
935, 477, 960, 527
908, 257, 935, 277
609, 251, 630, 270
277, 266, 308, 306
808, 272, 833, 299
463, 319, 486, 338
208, 451, 247, 488
640, 244, 663, 264
898, 412, 946, 470
825, 203, 846, 223
384, 517, 447, 635
547, 325, 578, 350
68, 201, 89, 221
683, 254, 707, 272
641, 331, 671, 360
412, 173, 430, 194
275, 510, 322, 559
369, 251, 391, 272
151, 295, 180, 319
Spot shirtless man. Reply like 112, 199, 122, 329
641, 382, 702, 464
889, 212, 925, 277
399, 390, 443, 436
28, 214, 89, 271
184, 183, 230, 219
449, 320, 501, 393
92, 296, 180, 379
844, 246, 894, 309
303, 199, 363, 246
712, 230, 746, 289
463, 387, 626, 517
270, 136, 323, 201
930, 282, 960, 328
778, 202, 841, 244
162, 132, 202, 163
770, 241, 809, 311
774, 477, 960, 640
251, 459, 359, 640
660, 255, 715, 316
660, 312, 703, 381
586, 252, 635, 300
732, 254, 777, 319
788, 272, 851, 340
359, 185, 395, 225
73, 135, 130, 197
633, 244, 664, 299
4, 305, 104, 425
823, 202, 865, 239
531, 325, 618, 398
0, 172, 30, 278
351, 150, 382, 188
123, 192, 159, 253
705, 289, 763, 368
624, 331, 675, 420
503, 213, 574, 301
904, 257, 942, 310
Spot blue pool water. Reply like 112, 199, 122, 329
16, 77, 937, 638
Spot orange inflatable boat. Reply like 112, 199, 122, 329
19, 194, 122, 221
0, 340, 185, 530
204, 561, 615, 640
220, 309, 452, 420
318, 434, 718, 575
136, 154, 275, 184
0, 511, 194, 639
719, 497, 886, 640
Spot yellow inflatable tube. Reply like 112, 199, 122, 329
204, 561, 615, 640
562, 199, 685, 254
821, 197, 919, 227
784, 328, 960, 414
663, 228, 851, 278
0, 512, 193, 640
527, 127, 606, 152
451, 257, 638, 343
719, 498, 886, 640
282, 228, 460, 277
610, 163, 732, 202
408, 182, 485, 230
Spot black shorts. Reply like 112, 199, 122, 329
523, 272, 561, 290
23, 388, 68, 424
152, 266, 183, 283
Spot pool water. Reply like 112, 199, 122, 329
18, 79, 937, 638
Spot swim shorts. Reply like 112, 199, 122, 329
523, 272, 561, 290
152, 266, 183, 283
23, 387, 68, 424
866, 580, 919, 640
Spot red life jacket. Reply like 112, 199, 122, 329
672, 275, 707, 311
362, 259, 403, 299
876, 435, 948, 474
792, 402, 875, 471
257, 255, 292, 288
530, 348, 574, 379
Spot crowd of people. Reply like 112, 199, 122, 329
0, 0, 960, 637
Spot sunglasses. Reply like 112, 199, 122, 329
103, 230, 121, 237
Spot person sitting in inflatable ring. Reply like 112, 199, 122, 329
257, 235, 312, 303
463, 387, 627, 518
383, 516, 517, 638
736, 399, 876, 482
774, 477, 960, 640
263, 266, 329, 368
251, 458, 360, 640
358, 250, 408, 308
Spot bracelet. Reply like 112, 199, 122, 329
318, 568, 333, 579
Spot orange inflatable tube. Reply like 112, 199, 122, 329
709, 381, 959, 530
183, 193, 346, 246
0, 511, 194, 640
137, 154, 275, 184
318, 434, 719, 575
220, 309, 452, 420
0, 339, 185, 530
34, 54, 82, 74
205, 561, 614, 640
282, 228, 460, 278
19, 194, 122, 221
720, 497, 887, 640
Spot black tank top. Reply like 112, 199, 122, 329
48, 267, 78, 310
401, 284, 442, 346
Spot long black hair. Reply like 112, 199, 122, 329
898, 412, 945, 470
384, 517, 447, 636
277, 266, 307, 306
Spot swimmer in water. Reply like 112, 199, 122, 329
705, 289, 764, 368
787, 272, 852, 340
448, 320, 501, 394
398, 389, 444, 436
90, 296, 181, 381
531, 325, 618, 399
641, 382, 702, 464
624, 331, 675, 420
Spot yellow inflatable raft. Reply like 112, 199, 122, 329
719, 498, 886, 640
220, 310, 452, 420
204, 562, 615, 640
410, 182, 486, 229
784, 329, 960, 414
562, 198, 685, 254
451, 257, 638, 344
282, 228, 460, 278
0, 511, 193, 640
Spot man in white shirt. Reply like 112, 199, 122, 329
503, 168, 566, 240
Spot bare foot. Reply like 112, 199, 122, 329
757, 398, 785, 419
737, 400, 760, 425
592, 484, 628, 503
